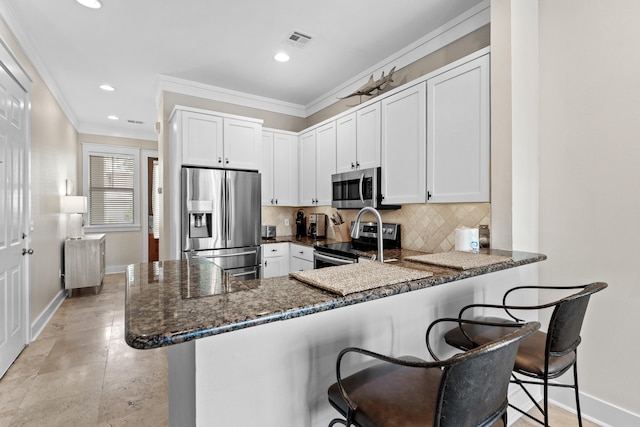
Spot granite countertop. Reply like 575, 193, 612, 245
125, 249, 546, 350
261, 235, 339, 246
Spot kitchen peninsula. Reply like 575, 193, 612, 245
125, 250, 545, 426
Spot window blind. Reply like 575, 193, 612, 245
89, 154, 135, 225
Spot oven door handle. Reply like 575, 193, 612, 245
314, 252, 356, 266
359, 173, 365, 205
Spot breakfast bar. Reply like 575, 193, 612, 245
125, 250, 546, 426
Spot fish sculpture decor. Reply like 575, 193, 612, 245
339, 66, 396, 100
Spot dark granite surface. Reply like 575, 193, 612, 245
125, 249, 546, 349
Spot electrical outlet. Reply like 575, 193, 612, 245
284, 218, 290, 226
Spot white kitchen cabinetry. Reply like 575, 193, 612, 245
289, 243, 314, 272
180, 110, 223, 167
64, 233, 105, 295
261, 243, 290, 278
380, 83, 426, 205
426, 54, 490, 203
171, 107, 262, 171
261, 130, 298, 206
336, 104, 381, 173
299, 122, 336, 206
223, 118, 261, 170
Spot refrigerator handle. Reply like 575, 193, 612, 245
225, 177, 231, 244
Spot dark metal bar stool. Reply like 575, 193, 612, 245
442, 282, 607, 427
327, 318, 540, 427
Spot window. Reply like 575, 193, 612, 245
82, 143, 140, 232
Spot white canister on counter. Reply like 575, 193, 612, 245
455, 227, 480, 253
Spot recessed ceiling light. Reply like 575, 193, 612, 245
99, 84, 115, 92
76, 0, 102, 9
274, 52, 290, 62
107, 115, 119, 120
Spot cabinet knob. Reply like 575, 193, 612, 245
225, 158, 229, 164
22, 248, 34, 255
275, 199, 278, 205
351, 162, 355, 169
264, 260, 268, 267
218, 157, 222, 163
356, 162, 360, 168
270, 199, 274, 204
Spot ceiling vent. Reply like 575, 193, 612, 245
127, 119, 143, 125
286, 31, 313, 48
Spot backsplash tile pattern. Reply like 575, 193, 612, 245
262, 203, 490, 253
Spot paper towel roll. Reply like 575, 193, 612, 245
455, 228, 479, 253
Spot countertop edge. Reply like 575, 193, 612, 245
125, 251, 546, 350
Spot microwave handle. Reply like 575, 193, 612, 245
359, 173, 365, 204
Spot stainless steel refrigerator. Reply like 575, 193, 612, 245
182, 167, 261, 280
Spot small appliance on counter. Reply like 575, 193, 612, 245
308, 213, 327, 239
261, 225, 276, 239
295, 209, 306, 239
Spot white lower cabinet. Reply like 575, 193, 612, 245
261, 243, 290, 278
289, 243, 314, 272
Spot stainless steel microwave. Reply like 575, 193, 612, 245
331, 167, 398, 210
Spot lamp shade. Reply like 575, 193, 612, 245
62, 196, 87, 214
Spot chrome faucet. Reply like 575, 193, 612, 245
351, 206, 384, 263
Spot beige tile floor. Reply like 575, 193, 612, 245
0, 274, 168, 427
0, 273, 601, 427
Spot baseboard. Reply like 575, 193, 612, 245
549, 387, 640, 427
105, 265, 127, 274
507, 384, 541, 425
30, 288, 66, 341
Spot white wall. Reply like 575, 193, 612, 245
0, 16, 77, 334
538, 0, 640, 419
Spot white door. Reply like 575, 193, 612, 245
0, 56, 30, 378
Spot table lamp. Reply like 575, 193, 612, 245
62, 196, 87, 239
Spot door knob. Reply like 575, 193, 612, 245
22, 248, 34, 255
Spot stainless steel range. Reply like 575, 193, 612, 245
313, 222, 401, 268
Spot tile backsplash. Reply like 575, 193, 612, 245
262, 203, 490, 253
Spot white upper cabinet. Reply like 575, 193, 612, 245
336, 113, 357, 173
299, 130, 317, 206
171, 107, 262, 171
223, 118, 261, 170
355, 103, 381, 171
335, 103, 380, 173
262, 130, 298, 206
380, 83, 427, 205
299, 122, 336, 206
181, 110, 223, 167
315, 122, 337, 205
426, 54, 490, 203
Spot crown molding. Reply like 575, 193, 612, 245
304, 0, 490, 116
78, 123, 158, 142
0, 1, 80, 130
157, 75, 307, 118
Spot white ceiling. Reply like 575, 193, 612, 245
1, 0, 486, 140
